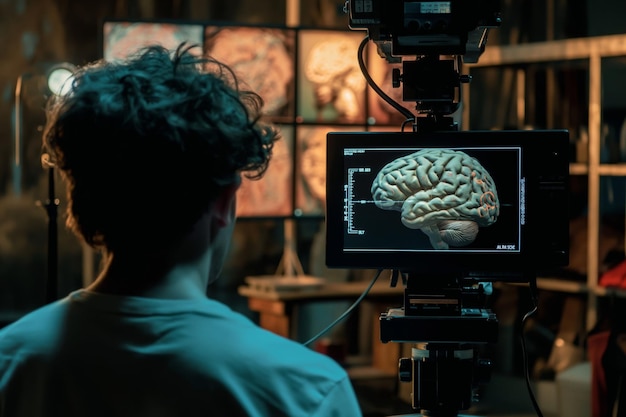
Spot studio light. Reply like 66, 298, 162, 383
46, 63, 77, 96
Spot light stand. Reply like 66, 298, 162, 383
41, 154, 59, 304
12, 73, 29, 196
42, 64, 76, 303
13, 64, 77, 304
244, 219, 327, 292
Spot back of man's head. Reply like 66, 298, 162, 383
43, 43, 278, 255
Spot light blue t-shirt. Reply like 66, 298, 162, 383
0, 290, 362, 417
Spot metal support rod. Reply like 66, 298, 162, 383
44, 165, 59, 303
286, 0, 299, 27
586, 52, 602, 330
277, 0, 306, 278
12, 74, 28, 196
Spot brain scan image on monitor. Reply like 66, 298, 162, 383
338, 143, 516, 255
371, 149, 500, 250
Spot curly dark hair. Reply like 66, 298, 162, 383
43, 43, 279, 253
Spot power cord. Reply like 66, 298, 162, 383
521, 278, 545, 417
303, 269, 383, 347
356, 35, 415, 124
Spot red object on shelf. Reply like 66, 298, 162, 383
599, 260, 626, 289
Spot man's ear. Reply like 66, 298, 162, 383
212, 182, 240, 228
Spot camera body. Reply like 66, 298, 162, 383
346, 0, 501, 62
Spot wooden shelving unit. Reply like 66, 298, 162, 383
465, 34, 626, 330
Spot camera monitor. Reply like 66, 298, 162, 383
325, 129, 570, 279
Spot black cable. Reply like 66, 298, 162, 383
401, 118, 414, 132
303, 269, 383, 347
356, 35, 415, 123
520, 278, 545, 417
452, 55, 464, 115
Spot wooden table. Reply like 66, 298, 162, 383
238, 277, 406, 378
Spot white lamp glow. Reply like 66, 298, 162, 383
46, 64, 76, 96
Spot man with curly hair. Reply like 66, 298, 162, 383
0, 43, 362, 417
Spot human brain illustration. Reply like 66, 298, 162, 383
371, 149, 500, 249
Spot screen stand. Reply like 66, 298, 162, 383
380, 273, 497, 417
275, 218, 304, 276
244, 219, 326, 293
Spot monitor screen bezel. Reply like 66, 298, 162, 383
325, 129, 570, 278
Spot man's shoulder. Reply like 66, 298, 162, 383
201, 321, 350, 380
0, 300, 69, 355
171, 302, 347, 372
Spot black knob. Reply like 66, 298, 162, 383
392, 68, 401, 88
398, 358, 413, 382
475, 358, 493, 384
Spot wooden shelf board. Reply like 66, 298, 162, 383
469, 34, 626, 66
536, 277, 588, 293
598, 164, 626, 176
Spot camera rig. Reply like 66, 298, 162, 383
346, 0, 501, 132
344, 2, 509, 416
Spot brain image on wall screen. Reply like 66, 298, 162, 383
103, 21, 204, 61
204, 26, 296, 119
298, 30, 366, 124
295, 126, 357, 217
236, 125, 294, 218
